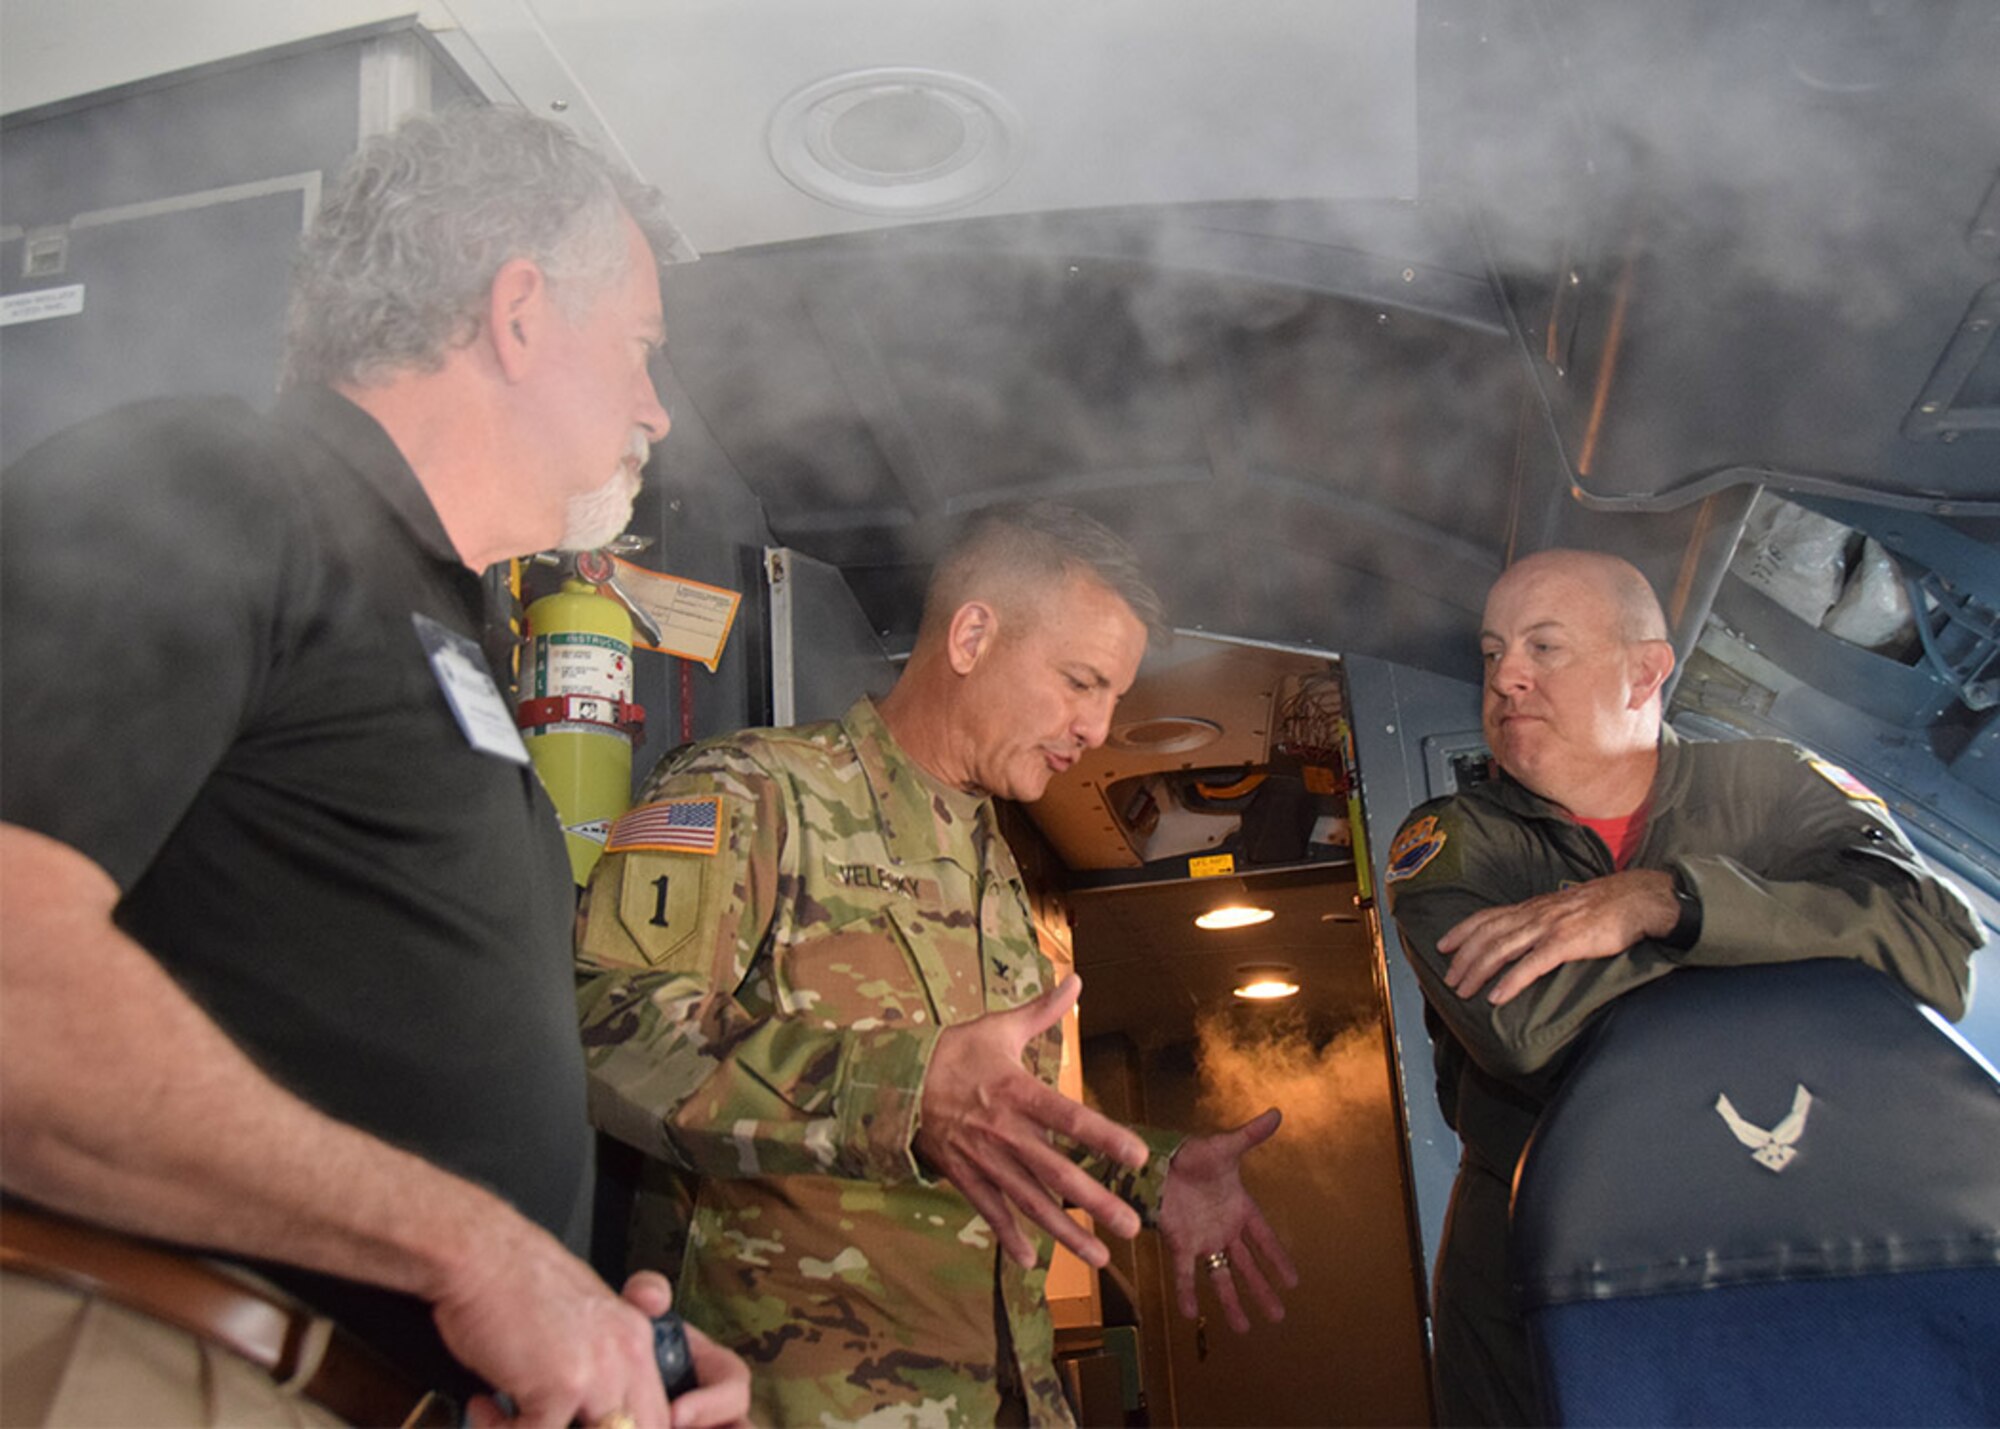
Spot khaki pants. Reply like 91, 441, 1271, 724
0, 1271, 347, 1427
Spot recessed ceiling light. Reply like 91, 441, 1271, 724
1195, 904, 1274, 931
767, 68, 1022, 217
1108, 716, 1223, 755
1233, 964, 1300, 1000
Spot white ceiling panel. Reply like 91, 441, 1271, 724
439, 0, 1419, 254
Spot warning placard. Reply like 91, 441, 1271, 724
0, 285, 84, 327
611, 557, 742, 671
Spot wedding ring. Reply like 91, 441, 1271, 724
595, 1413, 638, 1429
1202, 1249, 1231, 1274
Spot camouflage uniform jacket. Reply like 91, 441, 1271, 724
578, 697, 1174, 1426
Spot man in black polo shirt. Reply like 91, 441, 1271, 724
0, 106, 747, 1427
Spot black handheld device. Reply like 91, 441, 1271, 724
653, 1311, 698, 1399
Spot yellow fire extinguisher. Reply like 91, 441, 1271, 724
518, 553, 645, 886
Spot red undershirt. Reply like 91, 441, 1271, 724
1575, 806, 1648, 869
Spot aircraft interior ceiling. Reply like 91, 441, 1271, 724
594, 1, 2000, 895
600, 1, 2000, 685
644, 0, 2000, 636
3, 9, 1998, 1415
2, 0, 1996, 888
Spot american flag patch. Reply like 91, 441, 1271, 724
606, 796, 723, 855
1807, 757, 1886, 807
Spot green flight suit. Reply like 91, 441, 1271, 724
1385, 728, 1982, 1426
578, 698, 1173, 1426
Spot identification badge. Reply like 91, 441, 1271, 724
413, 612, 530, 765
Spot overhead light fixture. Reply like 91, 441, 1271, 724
1195, 904, 1274, 931
1108, 715, 1223, 755
1233, 964, 1300, 1001
767, 68, 1022, 217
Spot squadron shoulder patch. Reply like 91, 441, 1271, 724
1386, 815, 1447, 884
1807, 758, 1886, 807
606, 795, 723, 855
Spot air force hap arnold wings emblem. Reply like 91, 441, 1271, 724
1714, 1084, 1814, 1172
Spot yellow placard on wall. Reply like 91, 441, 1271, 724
1188, 853, 1236, 879
611, 557, 742, 671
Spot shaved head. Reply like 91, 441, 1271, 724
1479, 548, 1675, 815
1491, 549, 1667, 645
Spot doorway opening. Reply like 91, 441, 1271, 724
1061, 866, 1432, 1426
1006, 636, 1435, 1425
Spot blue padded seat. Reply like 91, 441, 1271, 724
1511, 959, 2000, 1427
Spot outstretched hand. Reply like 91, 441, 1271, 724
1157, 1108, 1298, 1333
917, 974, 1150, 1269
1438, 868, 1679, 1004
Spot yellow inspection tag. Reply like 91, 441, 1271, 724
1189, 853, 1236, 879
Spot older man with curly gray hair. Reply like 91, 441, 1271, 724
1, 105, 746, 1427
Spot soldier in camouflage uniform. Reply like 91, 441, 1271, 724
578, 504, 1297, 1426
1385, 549, 1982, 1426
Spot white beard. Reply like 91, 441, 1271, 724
556, 431, 649, 552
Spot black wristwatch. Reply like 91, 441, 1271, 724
1663, 867, 1703, 951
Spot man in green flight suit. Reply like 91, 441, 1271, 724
578, 504, 1299, 1425
1386, 548, 1984, 1426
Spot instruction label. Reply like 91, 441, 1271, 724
0, 285, 84, 327
612, 557, 742, 671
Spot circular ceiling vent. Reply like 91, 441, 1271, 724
1107, 716, 1224, 756
768, 68, 1023, 217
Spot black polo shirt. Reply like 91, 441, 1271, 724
0, 387, 590, 1392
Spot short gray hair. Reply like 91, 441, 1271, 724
281, 104, 677, 389
918, 502, 1168, 646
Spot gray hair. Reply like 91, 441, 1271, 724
918, 502, 1168, 646
281, 104, 677, 389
